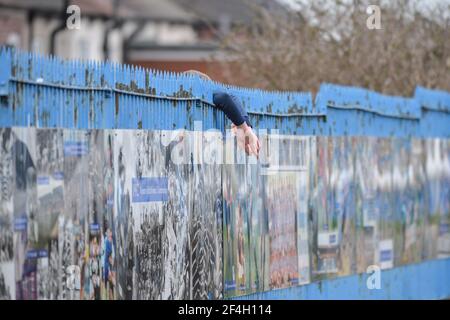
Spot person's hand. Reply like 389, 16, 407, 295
231, 123, 260, 158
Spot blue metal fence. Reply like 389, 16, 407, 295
1, 48, 449, 137
0, 47, 450, 300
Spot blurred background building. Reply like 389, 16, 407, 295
0, 0, 286, 82
1, 0, 448, 95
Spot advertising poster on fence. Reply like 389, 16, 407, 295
391, 138, 410, 267
223, 133, 270, 297
86, 130, 115, 300
311, 137, 339, 279
354, 137, 376, 273
35, 129, 64, 300
1, 127, 450, 300
114, 129, 222, 300
267, 172, 299, 289
432, 139, 450, 259
191, 130, 223, 299
115, 129, 169, 300
13, 127, 37, 300
376, 138, 394, 270
332, 137, 356, 276
62, 129, 90, 300
403, 139, 425, 264
0, 128, 15, 300
423, 139, 441, 259
296, 137, 312, 285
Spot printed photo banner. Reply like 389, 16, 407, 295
0, 127, 449, 299
223, 134, 450, 297
0, 128, 223, 300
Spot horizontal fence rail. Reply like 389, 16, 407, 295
2, 48, 448, 137
0, 47, 449, 300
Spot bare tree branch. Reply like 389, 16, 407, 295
219, 0, 450, 97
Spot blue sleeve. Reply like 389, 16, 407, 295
212, 91, 252, 127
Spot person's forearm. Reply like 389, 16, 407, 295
212, 91, 252, 127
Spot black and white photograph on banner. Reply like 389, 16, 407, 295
0, 1, 449, 315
